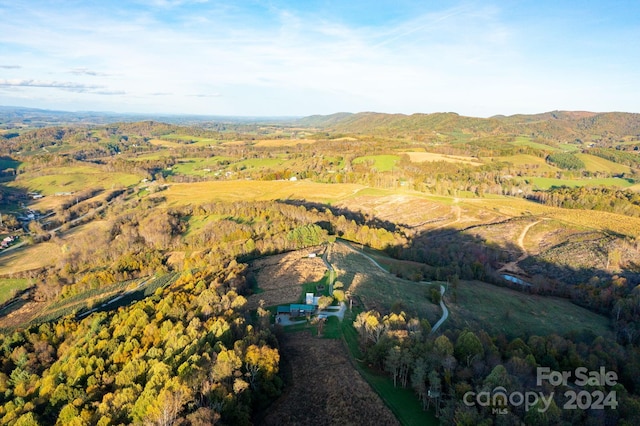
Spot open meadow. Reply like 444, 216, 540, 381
329, 242, 441, 324
449, 280, 613, 338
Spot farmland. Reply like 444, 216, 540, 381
353, 154, 400, 171
247, 247, 327, 309
402, 151, 483, 166
261, 332, 400, 426
160, 180, 367, 205
7, 164, 141, 194
0, 278, 32, 305
448, 280, 613, 338
575, 153, 632, 174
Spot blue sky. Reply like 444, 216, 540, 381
0, 0, 638, 117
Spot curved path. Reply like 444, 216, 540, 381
337, 241, 449, 333
430, 285, 448, 333
499, 219, 544, 274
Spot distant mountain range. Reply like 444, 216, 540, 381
0, 106, 295, 127
298, 110, 640, 142
2, 106, 640, 143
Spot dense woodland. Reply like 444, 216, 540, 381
1, 109, 640, 424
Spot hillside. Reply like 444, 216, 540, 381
297, 110, 640, 145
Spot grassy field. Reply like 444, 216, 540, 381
0, 221, 110, 276
158, 134, 220, 146
353, 155, 400, 172
509, 136, 561, 151
149, 138, 184, 148
0, 242, 62, 275
330, 242, 441, 323
575, 153, 631, 174
0, 158, 21, 171
523, 176, 634, 190
491, 154, 558, 172
402, 151, 483, 166
449, 280, 613, 338
0, 278, 32, 305
170, 157, 233, 176
161, 180, 367, 205
8, 165, 141, 194
129, 152, 175, 161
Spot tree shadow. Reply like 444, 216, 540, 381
277, 199, 401, 233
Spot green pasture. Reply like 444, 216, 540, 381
352, 155, 400, 172
575, 153, 631, 174
0, 278, 32, 305
450, 280, 613, 338
510, 136, 561, 151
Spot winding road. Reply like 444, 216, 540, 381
498, 219, 545, 274
337, 241, 449, 333
430, 285, 448, 333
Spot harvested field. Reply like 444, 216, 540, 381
401, 151, 482, 166
0, 298, 46, 330
336, 194, 451, 228
253, 139, 317, 147
261, 332, 399, 426
247, 247, 327, 309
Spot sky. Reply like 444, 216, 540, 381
0, 0, 639, 117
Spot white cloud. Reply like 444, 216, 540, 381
0, 1, 637, 116
0, 79, 101, 91
69, 68, 110, 76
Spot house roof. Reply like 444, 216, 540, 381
290, 304, 315, 312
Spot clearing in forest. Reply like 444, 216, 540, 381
247, 247, 327, 309
260, 332, 400, 426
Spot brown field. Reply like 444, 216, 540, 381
337, 194, 451, 228
260, 332, 399, 426
221, 140, 249, 146
159, 180, 367, 205
0, 220, 110, 276
0, 298, 47, 329
464, 197, 640, 237
253, 139, 317, 147
0, 242, 61, 275
401, 151, 483, 166
247, 247, 327, 309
